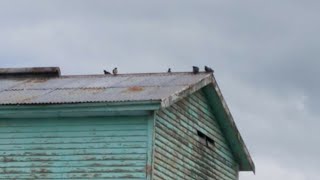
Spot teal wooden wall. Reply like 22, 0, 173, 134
0, 116, 150, 179
153, 90, 239, 180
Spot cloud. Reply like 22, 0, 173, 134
240, 156, 307, 180
220, 74, 319, 179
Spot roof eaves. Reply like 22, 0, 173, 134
0, 100, 161, 119
203, 77, 255, 172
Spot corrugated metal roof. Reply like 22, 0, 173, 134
0, 72, 212, 105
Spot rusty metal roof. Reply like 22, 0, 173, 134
0, 72, 212, 105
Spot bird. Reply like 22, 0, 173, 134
103, 70, 111, 75
167, 68, 171, 73
192, 66, 199, 74
112, 67, 118, 75
204, 66, 214, 73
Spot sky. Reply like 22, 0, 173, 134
1, 1, 319, 179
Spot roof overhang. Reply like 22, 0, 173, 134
203, 77, 255, 172
0, 101, 161, 119
161, 74, 213, 107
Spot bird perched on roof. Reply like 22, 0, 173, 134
103, 70, 111, 75
192, 66, 199, 74
112, 67, 118, 75
204, 66, 214, 73
167, 68, 171, 73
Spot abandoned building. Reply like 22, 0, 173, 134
0, 67, 254, 179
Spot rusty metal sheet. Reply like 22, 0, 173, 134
0, 72, 211, 105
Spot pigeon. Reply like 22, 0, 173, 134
112, 67, 118, 75
192, 66, 199, 74
204, 66, 214, 73
168, 68, 171, 73
103, 70, 111, 75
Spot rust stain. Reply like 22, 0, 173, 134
26, 78, 49, 83
68, 88, 106, 95
127, 86, 144, 92
145, 164, 152, 175
20, 95, 40, 103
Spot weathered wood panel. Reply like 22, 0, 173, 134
154, 91, 239, 180
0, 116, 149, 179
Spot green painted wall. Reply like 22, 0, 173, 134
0, 89, 245, 179
0, 116, 151, 179
153, 90, 239, 180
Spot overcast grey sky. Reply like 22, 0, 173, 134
1, 1, 319, 179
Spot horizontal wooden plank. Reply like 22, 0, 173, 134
0, 160, 147, 168
0, 136, 148, 145
0, 117, 147, 127
0, 130, 147, 139
0, 132, 146, 141
0, 124, 147, 133
0, 154, 146, 162
0, 142, 147, 151
0, 147, 147, 156
0, 172, 146, 179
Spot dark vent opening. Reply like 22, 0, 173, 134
197, 130, 206, 138
197, 130, 215, 149
0, 67, 61, 78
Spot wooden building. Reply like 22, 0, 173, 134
0, 67, 254, 179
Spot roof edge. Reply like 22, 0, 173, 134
160, 73, 213, 108
0, 101, 161, 119
0, 67, 61, 78
203, 77, 255, 172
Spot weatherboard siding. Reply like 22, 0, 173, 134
0, 116, 150, 179
153, 91, 239, 180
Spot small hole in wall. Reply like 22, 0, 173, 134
197, 130, 215, 149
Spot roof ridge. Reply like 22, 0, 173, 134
58, 72, 211, 78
